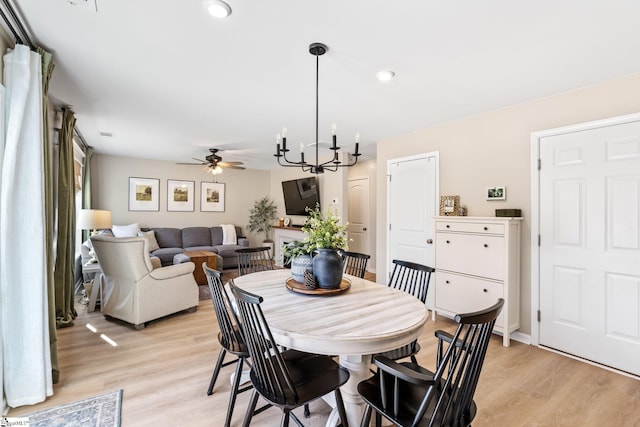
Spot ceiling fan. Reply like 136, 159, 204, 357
177, 148, 246, 173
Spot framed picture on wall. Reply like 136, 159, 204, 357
201, 182, 225, 212
167, 179, 195, 211
486, 186, 506, 201
129, 177, 160, 211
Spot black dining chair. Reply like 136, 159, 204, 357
358, 299, 504, 427
203, 264, 251, 427
375, 259, 435, 364
342, 251, 370, 278
236, 247, 274, 276
228, 279, 351, 427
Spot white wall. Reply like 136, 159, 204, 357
376, 72, 640, 336
92, 154, 271, 245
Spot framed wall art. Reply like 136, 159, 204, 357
486, 186, 506, 201
167, 179, 195, 212
129, 177, 160, 211
201, 182, 225, 212
439, 195, 459, 216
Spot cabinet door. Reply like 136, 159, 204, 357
435, 233, 505, 280
435, 271, 504, 327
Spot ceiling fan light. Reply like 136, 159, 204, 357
204, 0, 231, 18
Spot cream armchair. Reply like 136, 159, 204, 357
90, 235, 199, 329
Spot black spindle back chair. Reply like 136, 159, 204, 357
236, 247, 274, 276
229, 280, 351, 427
203, 264, 251, 427
342, 251, 371, 278
375, 259, 435, 364
358, 299, 504, 427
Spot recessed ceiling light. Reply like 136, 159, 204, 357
203, 0, 232, 18
376, 70, 395, 82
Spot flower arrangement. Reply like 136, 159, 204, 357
302, 204, 348, 251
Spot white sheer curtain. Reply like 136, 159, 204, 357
1, 44, 52, 407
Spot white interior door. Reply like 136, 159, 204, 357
347, 177, 369, 256
387, 153, 439, 307
538, 118, 640, 376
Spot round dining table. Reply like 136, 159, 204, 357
231, 269, 429, 427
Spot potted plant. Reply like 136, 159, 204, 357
247, 197, 278, 256
302, 204, 348, 289
282, 240, 312, 283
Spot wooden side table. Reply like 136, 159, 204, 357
182, 250, 218, 285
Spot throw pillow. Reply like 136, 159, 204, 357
112, 223, 141, 237
138, 230, 160, 252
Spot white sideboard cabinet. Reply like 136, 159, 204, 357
434, 216, 521, 346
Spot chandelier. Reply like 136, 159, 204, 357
274, 42, 361, 174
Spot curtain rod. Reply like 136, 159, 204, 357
0, 0, 33, 47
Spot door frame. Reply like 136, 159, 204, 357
386, 151, 440, 280
530, 111, 640, 346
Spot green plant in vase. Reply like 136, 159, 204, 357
302, 204, 348, 289
247, 196, 278, 256
283, 240, 312, 283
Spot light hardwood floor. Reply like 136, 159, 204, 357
8, 276, 640, 426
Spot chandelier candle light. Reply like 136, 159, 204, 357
274, 42, 361, 174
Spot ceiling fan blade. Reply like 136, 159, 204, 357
218, 161, 244, 167
227, 165, 246, 170
192, 157, 207, 163
176, 162, 205, 165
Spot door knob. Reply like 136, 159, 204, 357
363, 227, 367, 231
426, 239, 433, 244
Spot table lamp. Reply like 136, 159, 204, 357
78, 209, 112, 263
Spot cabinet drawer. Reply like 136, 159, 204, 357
435, 233, 505, 280
435, 221, 505, 234
435, 272, 504, 327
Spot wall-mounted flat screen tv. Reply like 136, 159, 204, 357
282, 177, 320, 216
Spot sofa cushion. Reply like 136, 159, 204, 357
152, 228, 183, 248
112, 223, 140, 237
138, 230, 160, 251
182, 227, 212, 248
184, 246, 217, 253
151, 247, 184, 266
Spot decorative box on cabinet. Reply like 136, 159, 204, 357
434, 216, 521, 347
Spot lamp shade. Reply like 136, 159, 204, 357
77, 209, 112, 230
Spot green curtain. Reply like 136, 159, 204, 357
54, 109, 77, 329
37, 47, 60, 383
81, 146, 93, 242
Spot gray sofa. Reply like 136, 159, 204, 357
147, 225, 249, 269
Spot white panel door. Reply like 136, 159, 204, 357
387, 153, 438, 276
347, 177, 369, 256
539, 120, 640, 375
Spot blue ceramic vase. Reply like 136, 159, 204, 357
312, 249, 344, 289
291, 255, 313, 283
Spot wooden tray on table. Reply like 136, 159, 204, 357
285, 277, 351, 296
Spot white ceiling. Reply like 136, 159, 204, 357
12, 0, 640, 170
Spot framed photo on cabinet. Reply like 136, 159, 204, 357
439, 195, 459, 216
167, 179, 195, 211
201, 182, 225, 212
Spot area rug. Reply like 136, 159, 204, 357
23, 390, 122, 427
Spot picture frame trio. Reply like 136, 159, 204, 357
128, 177, 225, 212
